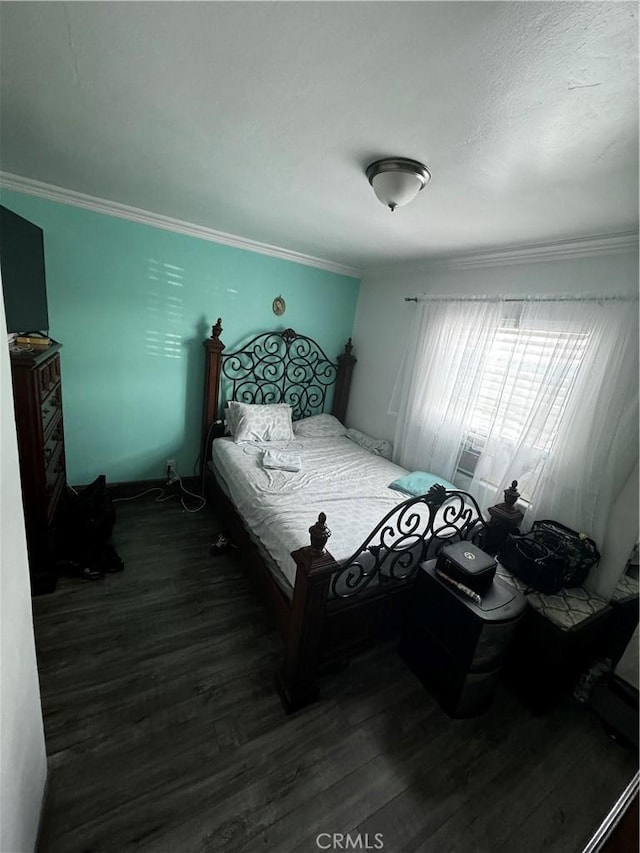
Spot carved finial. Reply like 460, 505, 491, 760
338, 337, 356, 365
211, 318, 223, 340
282, 328, 297, 344
309, 512, 331, 554
484, 477, 524, 553
488, 477, 524, 522
504, 480, 520, 506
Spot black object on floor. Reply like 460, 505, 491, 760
94, 544, 125, 573
210, 532, 236, 556
55, 475, 124, 580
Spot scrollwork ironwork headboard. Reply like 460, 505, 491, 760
221, 328, 339, 421
202, 318, 356, 464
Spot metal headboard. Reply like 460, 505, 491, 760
220, 328, 339, 421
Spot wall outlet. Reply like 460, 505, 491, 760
166, 459, 178, 483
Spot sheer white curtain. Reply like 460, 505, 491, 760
390, 298, 504, 476
390, 296, 639, 597
513, 300, 638, 598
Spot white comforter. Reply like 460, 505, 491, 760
211, 436, 410, 588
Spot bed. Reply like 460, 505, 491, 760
202, 319, 513, 711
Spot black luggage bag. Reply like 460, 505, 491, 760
498, 519, 599, 595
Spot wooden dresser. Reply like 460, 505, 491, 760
10, 342, 66, 593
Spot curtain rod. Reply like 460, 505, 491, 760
404, 294, 638, 303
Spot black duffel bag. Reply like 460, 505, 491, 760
498, 519, 600, 595
56, 474, 123, 578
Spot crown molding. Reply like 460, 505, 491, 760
0, 172, 362, 280
2, 171, 635, 280
366, 230, 639, 277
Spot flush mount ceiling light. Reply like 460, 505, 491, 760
366, 157, 431, 212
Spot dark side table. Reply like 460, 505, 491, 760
399, 560, 526, 717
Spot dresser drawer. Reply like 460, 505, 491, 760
43, 416, 64, 467
38, 353, 61, 400
41, 383, 63, 437
45, 441, 65, 500
46, 469, 66, 522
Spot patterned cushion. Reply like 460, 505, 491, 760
496, 563, 607, 631
495, 563, 530, 594
231, 402, 294, 443
345, 428, 392, 459
526, 587, 609, 631
292, 414, 346, 437
496, 564, 609, 631
389, 471, 456, 497
611, 573, 640, 603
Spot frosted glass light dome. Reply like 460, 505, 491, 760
366, 158, 431, 211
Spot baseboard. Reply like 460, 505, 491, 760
78, 478, 202, 500
106, 478, 170, 499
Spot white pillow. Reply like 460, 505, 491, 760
293, 413, 347, 438
231, 402, 294, 443
345, 428, 393, 459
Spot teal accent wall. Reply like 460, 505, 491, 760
1, 190, 360, 484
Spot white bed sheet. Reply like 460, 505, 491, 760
210, 436, 410, 589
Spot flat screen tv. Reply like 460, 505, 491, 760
0, 205, 49, 334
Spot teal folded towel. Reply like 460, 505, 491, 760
389, 471, 456, 497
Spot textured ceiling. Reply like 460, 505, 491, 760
0, 1, 638, 271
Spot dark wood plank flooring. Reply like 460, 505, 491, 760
33, 497, 637, 853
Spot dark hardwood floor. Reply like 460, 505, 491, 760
33, 497, 637, 853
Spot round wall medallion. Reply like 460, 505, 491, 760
272, 295, 286, 316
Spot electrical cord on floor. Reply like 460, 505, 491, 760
172, 472, 207, 513
114, 418, 220, 512
112, 478, 206, 513
112, 488, 177, 504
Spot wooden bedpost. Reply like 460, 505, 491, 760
483, 480, 524, 555
275, 513, 338, 713
202, 318, 225, 465
331, 338, 357, 424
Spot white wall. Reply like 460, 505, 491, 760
0, 288, 47, 852
347, 248, 639, 441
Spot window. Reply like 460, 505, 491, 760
455, 317, 591, 495
392, 294, 637, 575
